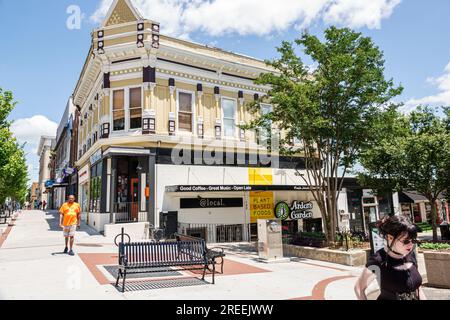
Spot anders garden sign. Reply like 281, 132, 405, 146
275, 201, 314, 221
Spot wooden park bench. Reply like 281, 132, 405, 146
115, 237, 219, 292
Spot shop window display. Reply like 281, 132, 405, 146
89, 162, 102, 212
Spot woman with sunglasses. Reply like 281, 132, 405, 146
354, 215, 427, 300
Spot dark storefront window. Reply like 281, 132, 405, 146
282, 220, 298, 243
303, 218, 323, 233
347, 189, 363, 232
413, 204, 422, 223
377, 193, 392, 218
426, 203, 432, 223
89, 162, 102, 213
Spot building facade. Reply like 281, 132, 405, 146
30, 182, 39, 208
336, 178, 450, 234
51, 97, 77, 209
71, 0, 321, 241
37, 136, 56, 206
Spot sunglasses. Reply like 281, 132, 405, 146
399, 238, 418, 245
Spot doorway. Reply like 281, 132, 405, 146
130, 178, 139, 221
363, 206, 378, 233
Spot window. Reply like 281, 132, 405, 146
178, 92, 193, 132
222, 98, 237, 137
260, 104, 273, 145
363, 197, 376, 205
113, 90, 125, 131
129, 88, 142, 129
89, 162, 102, 213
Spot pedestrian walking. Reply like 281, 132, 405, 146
59, 195, 81, 256
354, 215, 426, 300
42, 200, 47, 211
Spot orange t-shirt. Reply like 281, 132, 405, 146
59, 202, 81, 227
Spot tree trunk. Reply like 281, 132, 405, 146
430, 198, 438, 242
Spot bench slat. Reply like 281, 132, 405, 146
120, 241, 209, 268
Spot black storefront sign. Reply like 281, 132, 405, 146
167, 185, 315, 193
180, 197, 243, 209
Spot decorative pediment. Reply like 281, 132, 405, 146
103, 0, 142, 27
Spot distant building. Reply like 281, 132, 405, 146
30, 182, 39, 205
37, 136, 56, 206
51, 97, 77, 209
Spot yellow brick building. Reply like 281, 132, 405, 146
73, 0, 321, 242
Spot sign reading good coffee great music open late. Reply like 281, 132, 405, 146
274, 201, 314, 221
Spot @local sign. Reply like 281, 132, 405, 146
274, 201, 314, 221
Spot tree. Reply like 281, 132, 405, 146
360, 106, 450, 241
0, 88, 29, 205
243, 27, 402, 244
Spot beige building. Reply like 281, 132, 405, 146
73, 0, 316, 242
30, 182, 39, 207
37, 136, 56, 205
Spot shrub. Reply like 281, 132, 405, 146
419, 242, 450, 251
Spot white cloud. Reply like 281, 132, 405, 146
10, 115, 57, 184
90, 0, 401, 38
403, 61, 450, 113
323, 0, 401, 29
11, 115, 57, 151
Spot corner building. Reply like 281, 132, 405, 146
74, 0, 320, 242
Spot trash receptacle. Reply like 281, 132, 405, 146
439, 222, 450, 240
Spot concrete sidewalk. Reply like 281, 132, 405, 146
1, 210, 447, 300
0, 210, 120, 299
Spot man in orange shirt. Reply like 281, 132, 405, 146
59, 195, 81, 256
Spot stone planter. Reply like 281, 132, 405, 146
283, 244, 369, 266
423, 251, 450, 289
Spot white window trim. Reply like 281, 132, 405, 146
110, 86, 144, 134
221, 97, 238, 139
128, 86, 144, 132
176, 89, 196, 136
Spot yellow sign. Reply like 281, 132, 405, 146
250, 191, 274, 223
248, 168, 273, 185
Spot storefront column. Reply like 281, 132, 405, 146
446, 202, 449, 222
244, 191, 250, 242
148, 149, 156, 227
420, 202, 427, 223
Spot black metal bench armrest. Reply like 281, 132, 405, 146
118, 253, 128, 267
206, 248, 226, 260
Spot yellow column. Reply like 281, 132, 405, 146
100, 89, 110, 124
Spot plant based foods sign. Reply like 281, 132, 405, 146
274, 201, 314, 221
250, 191, 275, 223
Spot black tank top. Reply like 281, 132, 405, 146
366, 248, 422, 300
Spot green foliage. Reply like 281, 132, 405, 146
415, 222, 433, 232
419, 242, 450, 251
360, 106, 450, 241
0, 88, 28, 205
243, 27, 402, 243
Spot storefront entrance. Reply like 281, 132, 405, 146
114, 156, 147, 223
363, 206, 378, 232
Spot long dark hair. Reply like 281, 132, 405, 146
377, 215, 418, 242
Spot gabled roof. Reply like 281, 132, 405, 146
102, 0, 143, 27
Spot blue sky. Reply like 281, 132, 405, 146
1, 0, 450, 184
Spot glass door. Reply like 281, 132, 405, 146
130, 178, 139, 221
363, 206, 378, 233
